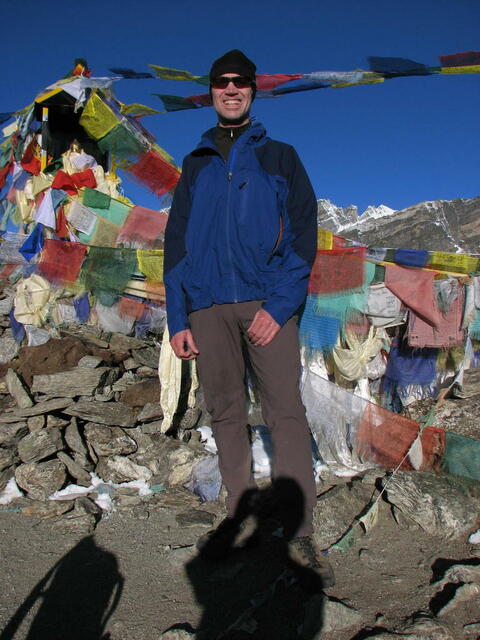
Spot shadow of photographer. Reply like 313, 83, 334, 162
183, 477, 327, 639
1, 535, 123, 640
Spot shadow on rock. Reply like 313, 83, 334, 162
183, 478, 327, 639
0, 535, 123, 640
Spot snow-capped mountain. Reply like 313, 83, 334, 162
317, 197, 480, 253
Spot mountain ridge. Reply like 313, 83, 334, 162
317, 196, 480, 253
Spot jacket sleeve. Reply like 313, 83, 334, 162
262, 146, 317, 326
164, 157, 192, 337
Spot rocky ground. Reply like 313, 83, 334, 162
0, 312, 479, 638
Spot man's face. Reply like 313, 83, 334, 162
211, 73, 253, 126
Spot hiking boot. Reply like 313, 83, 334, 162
288, 536, 336, 589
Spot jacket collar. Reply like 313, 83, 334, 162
196, 120, 266, 152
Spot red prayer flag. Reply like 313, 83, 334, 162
37, 239, 87, 285
0, 161, 12, 190
119, 296, 147, 319
117, 206, 168, 248
356, 402, 445, 471
127, 151, 180, 197
308, 247, 366, 294
439, 51, 480, 67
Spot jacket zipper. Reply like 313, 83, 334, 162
226, 147, 238, 302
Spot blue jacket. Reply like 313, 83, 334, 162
164, 121, 317, 337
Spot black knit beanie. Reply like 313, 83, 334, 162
209, 49, 256, 83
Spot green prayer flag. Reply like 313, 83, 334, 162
82, 188, 111, 210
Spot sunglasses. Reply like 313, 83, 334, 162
211, 76, 253, 89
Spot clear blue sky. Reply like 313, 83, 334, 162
1, 0, 478, 214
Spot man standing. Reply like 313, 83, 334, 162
164, 50, 334, 586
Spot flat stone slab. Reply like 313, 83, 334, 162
63, 399, 138, 428
0, 398, 73, 423
0, 422, 28, 447
31, 367, 113, 398
5, 369, 33, 409
18, 428, 64, 463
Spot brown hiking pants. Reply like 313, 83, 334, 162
189, 301, 317, 537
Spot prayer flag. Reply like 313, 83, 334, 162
37, 239, 87, 285
368, 57, 432, 77
109, 68, 154, 79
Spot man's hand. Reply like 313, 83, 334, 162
247, 309, 280, 347
170, 329, 199, 360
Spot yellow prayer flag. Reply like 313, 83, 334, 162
441, 65, 480, 74
333, 72, 384, 88
428, 251, 479, 274
137, 249, 164, 281
317, 228, 333, 250
120, 103, 161, 117
149, 64, 200, 82
79, 92, 119, 140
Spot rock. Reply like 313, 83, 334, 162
115, 493, 144, 508
84, 423, 137, 457
15, 337, 92, 386
437, 583, 480, 616
112, 371, 139, 392
5, 369, 33, 408
121, 378, 160, 407
63, 399, 138, 428
435, 563, 480, 588
382, 471, 479, 539
21, 499, 74, 519
59, 328, 110, 349
0, 448, 18, 472
0, 422, 28, 447
312, 595, 362, 634
78, 355, 103, 368
464, 622, 480, 634
52, 497, 99, 535
0, 398, 73, 423
175, 510, 216, 528
0, 295, 13, 315
126, 427, 155, 454
64, 418, 88, 457
15, 460, 67, 501
132, 345, 159, 369
312, 481, 374, 549
108, 332, 145, 357
73, 451, 93, 472
17, 428, 64, 463
123, 357, 138, 370
0, 466, 15, 491
140, 420, 164, 434
95, 455, 152, 483
27, 415, 46, 432
31, 366, 115, 398
94, 389, 115, 402
137, 402, 164, 423
400, 616, 456, 639
136, 366, 158, 377
159, 626, 196, 639
179, 407, 201, 430
57, 451, 92, 486
132, 435, 208, 486
46, 415, 70, 429
0, 331, 19, 364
